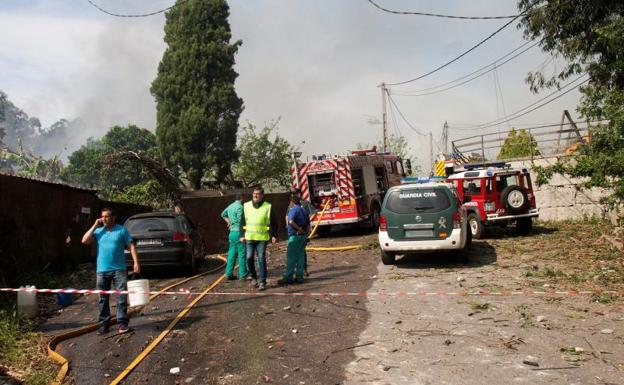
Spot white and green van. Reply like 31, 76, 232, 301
378, 181, 471, 265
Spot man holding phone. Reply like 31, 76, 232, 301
82, 207, 139, 334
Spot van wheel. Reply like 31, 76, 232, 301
370, 204, 381, 228
515, 218, 533, 236
381, 250, 396, 265
464, 225, 472, 249
467, 213, 484, 239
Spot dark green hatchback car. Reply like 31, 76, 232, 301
378, 181, 471, 265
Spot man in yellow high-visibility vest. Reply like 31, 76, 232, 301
240, 186, 278, 291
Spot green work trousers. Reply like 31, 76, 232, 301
283, 234, 306, 281
226, 231, 247, 278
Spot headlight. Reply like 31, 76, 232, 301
484, 202, 496, 212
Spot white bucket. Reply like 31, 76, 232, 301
127, 279, 150, 307
17, 285, 38, 318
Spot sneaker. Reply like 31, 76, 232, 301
97, 324, 110, 335
257, 282, 266, 291
239, 274, 249, 280
226, 275, 236, 281
277, 278, 292, 286
118, 324, 131, 334
245, 275, 254, 280
250, 278, 258, 287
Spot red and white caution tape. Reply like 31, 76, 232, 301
1, 287, 621, 297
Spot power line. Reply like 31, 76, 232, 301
391, 42, 538, 97
472, 75, 589, 129
86, 0, 183, 18
386, 11, 528, 86
367, 0, 518, 20
449, 119, 607, 132
386, 92, 427, 136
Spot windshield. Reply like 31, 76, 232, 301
125, 217, 179, 233
385, 187, 451, 214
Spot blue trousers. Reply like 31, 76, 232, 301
96, 269, 128, 326
246, 240, 268, 284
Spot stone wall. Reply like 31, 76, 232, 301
507, 158, 609, 221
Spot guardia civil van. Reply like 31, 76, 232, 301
378, 178, 471, 265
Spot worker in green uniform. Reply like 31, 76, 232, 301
221, 193, 248, 280
278, 193, 310, 285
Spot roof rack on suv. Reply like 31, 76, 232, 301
462, 161, 509, 171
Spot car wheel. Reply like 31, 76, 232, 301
467, 213, 484, 239
381, 250, 396, 265
501, 186, 529, 215
186, 253, 196, 275
515, 217, 533, 236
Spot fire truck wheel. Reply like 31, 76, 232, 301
467, 213, 484, 239
501, 185, 529, 215
381, 250, 396, 265
515, 217, 533, 236
317, 225, 332, 237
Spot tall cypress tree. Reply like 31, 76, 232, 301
151, 0, 243, 189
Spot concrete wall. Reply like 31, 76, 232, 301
507, 158, 609, 221
181, 192, 291, 254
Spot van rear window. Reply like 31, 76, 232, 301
386, 188, 451, 214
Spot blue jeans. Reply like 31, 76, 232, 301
96, 269, 129, 327
246, 240, 267, 284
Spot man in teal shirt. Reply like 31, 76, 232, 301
221, 193, 248, 280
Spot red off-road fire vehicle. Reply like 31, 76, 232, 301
446, 162, 539, 238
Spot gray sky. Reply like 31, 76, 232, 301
0, 0, 583, 171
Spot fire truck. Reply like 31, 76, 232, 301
291, 148, 410, 235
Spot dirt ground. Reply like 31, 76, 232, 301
41, 221, 623, 385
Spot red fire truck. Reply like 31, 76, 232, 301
291, 148, 410, 235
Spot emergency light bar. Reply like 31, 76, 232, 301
400, 176, 446, 184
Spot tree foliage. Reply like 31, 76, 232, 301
151, 0, 243, 190
110, 180, 170, 208
62, 125, 161, 200
517, 0, 624, 208
231, 120, 293, 190
497, 128, 541, 160
0, 140, 63, 180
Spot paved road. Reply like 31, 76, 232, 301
43, 226, 624, 384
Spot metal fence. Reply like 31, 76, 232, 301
451, 120, 600, 163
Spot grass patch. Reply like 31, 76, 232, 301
0, 264, 94, 384
0, 309, 56, 385
515, 304, 534, 328
468, 302, 490, 311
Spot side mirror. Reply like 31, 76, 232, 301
404, 159, 412, 176
463, 196, 472, 204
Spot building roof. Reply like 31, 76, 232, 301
0, 172, 99, 193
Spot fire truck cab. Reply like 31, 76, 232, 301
292, 148, 409, 235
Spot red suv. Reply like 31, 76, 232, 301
446, 162, 538, 238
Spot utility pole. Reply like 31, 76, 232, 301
442, 121, 449, 155
380, 82, 388, 152
429, 132, 433, 175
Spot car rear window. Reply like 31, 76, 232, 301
125, 217, 179, 233
385, 187, 451, 214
